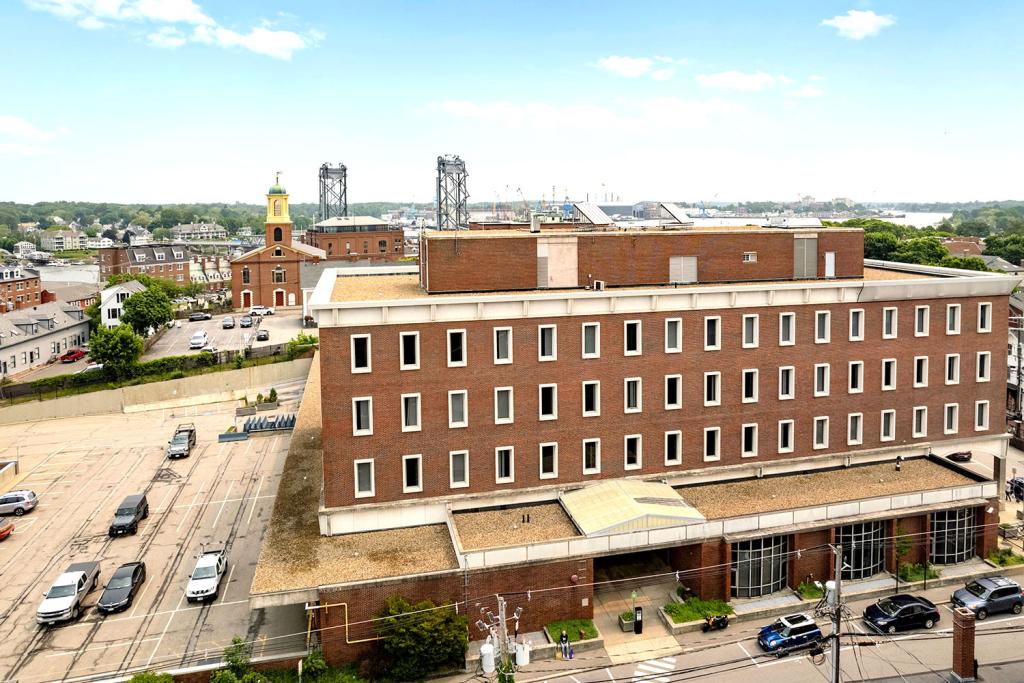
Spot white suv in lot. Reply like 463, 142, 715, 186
188, 330, 209, 349
248, 306, 275, 316
0, 490, 38, 516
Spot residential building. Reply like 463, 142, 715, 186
302, 216, 405, 261
981, 255, 1024, 273
124, 227, 153, 246
39, 230, 86, 252
85, 237, 114, 249
189, 255, 232, 292
0, 302, 89, 376
171, 222, 228, 240
13, 242, 35, 257
0, 264, 42, 312
99, 280, 145, 328
253, 221, 1015, 666
943, 239, 984, 258
41, 282, 100, 310
229, 178, 325, 309
98, 244, 191, 284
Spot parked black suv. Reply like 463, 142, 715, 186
108, 494, 149, 536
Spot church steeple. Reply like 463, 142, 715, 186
265, 172, 292, 246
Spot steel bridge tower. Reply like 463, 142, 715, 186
319, 163, 348, 221
436, 155, 469, 230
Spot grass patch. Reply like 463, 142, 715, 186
52, 249, 98, 259
797, 581, 824, 600
663, 598, 733, 624
898, 562, 939, 583
546, 619, 597, 642
988, 548, 1024, 567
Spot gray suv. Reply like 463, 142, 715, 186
951, 576, 1023, 619
0, 490, 38, 516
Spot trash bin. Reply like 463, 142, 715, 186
480, 643, 495, 673
515, 641, 530, 666
634, 606, 643, 635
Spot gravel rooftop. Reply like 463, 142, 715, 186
678, 459, 976, 520
250, 355, 457, 595
453, 503, 580, 550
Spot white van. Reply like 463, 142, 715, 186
188, 331, 209, 349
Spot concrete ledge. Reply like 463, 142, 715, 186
218, 432, 249, 442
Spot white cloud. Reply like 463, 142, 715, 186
596, 56, 653, 78
786, 84, 825, 98
147, 26, 186, 48
696, 70, 777, 92
654, 55, 689, 65
821, 10, 895, 40
809, 74, 825, 81
650, 68, 675, 81
0, 115, 61, 141
77, 15, 105, 29
191, 24, 310, 60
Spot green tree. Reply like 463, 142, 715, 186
88, 324, 143, 377
376, 596, 468, 681
127, 673, 175, 683
863, 232, 899, 260
955, 219, 990, 237
891, 237, 948, 265
132, 210, 153, 228
84, 300, 101, 332
223, 636, 251, 678
121, 287, 173, 336
938, 256, 989, 271
152, 227, 171, 241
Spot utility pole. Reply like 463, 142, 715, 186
475, 594, 523, 678
830, 544, 843, 683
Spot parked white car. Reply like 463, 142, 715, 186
188, 331, 208, 349
185, 549, 227, 602
37, 562, 100, 624
248, 306, 275, 316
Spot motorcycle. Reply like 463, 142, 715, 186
701, 614, 729, 632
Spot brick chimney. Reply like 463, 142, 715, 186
951, 606, 976, 682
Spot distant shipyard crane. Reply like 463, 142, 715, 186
436, 154, 469, 229
319, 162, 348, 221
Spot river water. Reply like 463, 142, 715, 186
35, 264, 100, 285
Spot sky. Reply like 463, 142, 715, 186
2, 0, 1022, 205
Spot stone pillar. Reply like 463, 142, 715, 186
951, 607, 976, 682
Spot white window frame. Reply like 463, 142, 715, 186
778, 366, 795, 400
913, 356, 929, 388
539, 442, 559, 479
778, 419, 795, 453
352, 396, 373, 436
449, 450, 469, 489
538, 383, 558, 421
847, 413, 863, 446
494, 386, 514, 425
880, 409, 896, 442
945, 353, 960, 385
448, 390, 469, 428
914, 305, 929, 337
944, 403, 959, 435
881, 358, 897, 391
353, 459, 375, 498
703, 426, 721, 462
493, 327, 513, 365
704, 316, 721, 351
779, 312, 796, 346
813, 416, 829, 450
814, 363, 830, 397
399, 331, 420, 371
848, 360, 864, 394
741, 423, 758, 458
742, 368, 759, 404
582, 438, 601, 475
977, 302, 992, 333
975, 400, 990, 431
703, 371, 721, 407
742, 314, 759, 349
912, 406, 928, 438
446, 328, 467, 368
665, 318, 682, 353
624, 377, 642, 413
401, 392, 421, 433
624, 434, 643, 470
350, 334, 371, 374
815, 310, 831, 344
976, 351, 991, 382
624, 320, 642, 357
495, 447, 515, 484
538, 324, 557, 362
849, 309, 864, 342
665, 374, 682, 410
582, 322, 600, 359
582, 380, 601, 417
664, 430, 682, 465
946, 304, 961, 335
882, 307, 898, 339
401, 454, 423, 493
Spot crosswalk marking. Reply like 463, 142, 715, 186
632, 656, 676, 683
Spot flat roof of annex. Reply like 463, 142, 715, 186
424, 224, 858, 239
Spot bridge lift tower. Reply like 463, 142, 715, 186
436, 154, 469, 230
319, 163, 348, 221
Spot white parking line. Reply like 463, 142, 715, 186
605, 668, 615, 682
153, 487, 176, 515
246, 476, 264, 526
172, 494, 275, 510
736, 643, 762, 668
47, 638, 160, 658
146, 594, 185, 667
175, 485, 205, 533
220, 564, 236, 604
130, 580, 153, 618
210, 481, 235, 529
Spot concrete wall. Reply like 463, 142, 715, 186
0, 461, 18, 489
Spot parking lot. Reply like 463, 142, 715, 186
143, 310, 306, 360
0, 383, 305, 682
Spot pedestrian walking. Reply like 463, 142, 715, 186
559, 630, 570, 659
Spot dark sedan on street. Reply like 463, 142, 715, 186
96, 562, 146, 614
863, 594, 940, 633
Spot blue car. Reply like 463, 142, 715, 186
757, 613, 823, 656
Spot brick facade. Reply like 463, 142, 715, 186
305, 229, 406, 261
231, 242, 318, 309
0, 272, 41, 311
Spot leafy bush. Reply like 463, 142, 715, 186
223, 636, 251, 677
256, 392, 264, 404
375, 596, 468, 681
127, 673, 175, 683
988, 548, 1024, 567
235, 354, 245, 369
663, 598, 734, 624
619, 610, 634, 622
268, 387, 278, 402
303, 650, 329, 679
797, 581, 824, 600
898, 562, 939, 582
546, 618, 597, 642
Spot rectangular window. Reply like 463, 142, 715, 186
913, 406, 928, 438
447, 329, 467, 367
448, 390, 468, 428
882, 307, 897, 339
815, 311, 830, 343
665, 431, 682, 465
849, 309, 864, 341
703, 427, 721, 461
741, 423, 758, 458
946, 304, 961, 334
539, 442, 558, 479
880, 409, 895, 441
704, 371, 721, 406
582, 322, 600, 358
848, 413, 863, 445
778, 420, 794, 453
975, 400, 990, 430
976, 351, 991, 382
665, 318, 682, 353
624, 434, 642, 470
665, 374, 682, 410
354, 459, 375, 498
352, 397, 373, 436
944, 403, 959, 434
449, 450, 469, 489
583, 439, 601, 475
624, 320, 642, 356
881, 359, 897, 391
704, 316, 721, 351
624, 377, 642, 413
539, 384, 558, 420
742, 314, 759, 348
402, 454, 422, 493
914, 356, 929, 387
401, 393, 421, 432
779, 366, 795, 400
813, 416, 829, 449
915, 306, 929, 337
582, 381, 600, 416
742, 368, 759, 403
978, 302, 992, 333
538, 325, 557, 361
814, 363, 830, 397
400, 331, 419, 370
350, 334, 371, 373
495, 447, 515, 483
743, 251, 757, 262
493, 327, 513, 364
848, 360, 864, 394
945, 354, 960, 385
494, 387, 514, 424
779, 312, 795, 346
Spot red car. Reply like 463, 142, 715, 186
0, 520, 13, 541
59, 349, 86, 363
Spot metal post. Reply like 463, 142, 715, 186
496, 595, 509, 665
831, 544, 842, 683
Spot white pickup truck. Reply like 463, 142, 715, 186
185, 549, 227, 603
37, 561, 100, 625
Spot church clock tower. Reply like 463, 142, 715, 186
265, 172, 292, 246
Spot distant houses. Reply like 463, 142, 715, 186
0, 302, 90, 376
40, 230, 86, 252
171, 222, 228, 240
99, 280, 146, 329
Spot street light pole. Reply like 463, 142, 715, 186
830, 544, 843, 683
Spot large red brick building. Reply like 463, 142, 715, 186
0, 264, 42, 312
303, 216, 406, 262
98, 244, 191, 284
255, 222, 1015, 665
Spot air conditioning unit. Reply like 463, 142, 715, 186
593, 280, 605, 291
